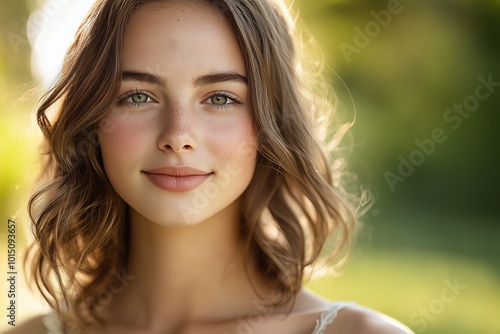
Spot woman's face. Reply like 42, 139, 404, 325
99, 1, 258, 227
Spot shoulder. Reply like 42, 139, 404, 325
3, 314, 48, 334
322, 304, 414, 334
293, 289, 413, 334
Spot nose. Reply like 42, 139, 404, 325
157, 104, 197, 153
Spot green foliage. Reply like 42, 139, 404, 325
296, 0, 500, 215
308, 246, 500, 334
0, 1, 34, 220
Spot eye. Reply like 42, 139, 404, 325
203, 91, 242, 110
117, 90, 155, 107
130, 93, 150, 103
211, 95, 229, 105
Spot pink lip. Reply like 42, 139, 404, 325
142, 166, 212, 192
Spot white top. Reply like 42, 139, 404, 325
43, 302, 353, 334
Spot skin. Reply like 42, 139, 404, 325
8, 1, 413, 333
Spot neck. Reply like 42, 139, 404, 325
105, 201, 273, 330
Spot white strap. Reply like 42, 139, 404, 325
310, 302, 354, 334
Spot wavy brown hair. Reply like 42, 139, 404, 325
26, 0, 364, 327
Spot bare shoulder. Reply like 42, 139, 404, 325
3, 314, 48, 334
293, 289, 413, 334
323, 304, 414, 334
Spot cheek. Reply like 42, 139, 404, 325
208, 114, 257, 159
99, 114, 152, 172
209, 115, 258, 184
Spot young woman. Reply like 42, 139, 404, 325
10, 0, 413, 333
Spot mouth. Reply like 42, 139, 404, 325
142, 166, 213, 192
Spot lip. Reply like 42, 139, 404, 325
142, 166, 212, 192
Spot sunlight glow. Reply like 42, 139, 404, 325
29, 0, 95, 88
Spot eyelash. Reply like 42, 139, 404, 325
117, 89, 155, 108
203, 91, 243, 110
116, 90, 242, 110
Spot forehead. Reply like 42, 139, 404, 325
121, 1, 246, 75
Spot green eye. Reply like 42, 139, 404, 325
117, 90, 154, 108
132, 94, 149, 103
211, 95, 228, 105
203, 91, 242, 110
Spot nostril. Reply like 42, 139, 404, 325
157, 123, 197, 152
164, 143, 194, 151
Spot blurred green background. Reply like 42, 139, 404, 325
1, 0, 499, 333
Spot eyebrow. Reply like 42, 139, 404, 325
193, 72, 248, 86
121, 70, 247, 87
122, 71, 167, 86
